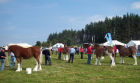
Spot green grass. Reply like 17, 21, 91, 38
0, 53, 140, 83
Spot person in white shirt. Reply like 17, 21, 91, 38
68, 46, 76, 63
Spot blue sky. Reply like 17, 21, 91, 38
0, 0, 140, 46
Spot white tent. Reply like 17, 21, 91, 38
52, 43, 64, 48
101, 40, 126, 46
52, 43, 64, 51
127, 40, 140, 49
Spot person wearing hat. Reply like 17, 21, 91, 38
0, 49, 6, 71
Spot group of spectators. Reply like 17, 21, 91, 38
56, 45, 93, 64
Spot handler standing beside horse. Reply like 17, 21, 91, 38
87, 45, 93, 64
58, 46, 63, 60
42, 48, 52, 66
0, 49, 6, 71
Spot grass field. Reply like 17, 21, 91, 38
0, 53, 140, 83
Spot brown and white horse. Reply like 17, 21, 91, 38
115, 45, 137, 65
93, 44, 115, 67
8, 45, 42, 72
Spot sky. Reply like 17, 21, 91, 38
0, 0, 140, 46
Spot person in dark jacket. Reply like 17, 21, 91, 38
0, 49, 6, 71
42, 48, 52, 66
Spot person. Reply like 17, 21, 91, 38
42, 48, 52, 66
42, 48, 52, 65
80, 46, 84, 59
58, 46, 63, 60
0, 49, 6, 71
10, 52, 16, 69
113, 45, 117, 62
68, 46, 76, 63
87, 45, 92, 64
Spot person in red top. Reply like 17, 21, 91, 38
87, 45, 92, 64
113, 45, 117, 62
58, 46, 63, 60
80, 46, 84, 59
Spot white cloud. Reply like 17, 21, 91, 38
0, 0, 8, 3
131, 2, 140, 10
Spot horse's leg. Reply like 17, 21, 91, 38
38, 61, 42, 71
120, 56, 123, 64
109, 53, 115, 66
33, 59, 39, 71
95, 56, 98, 65
16, 58, 22, 72
63, 54, 66, 60
112, 56, 115, 66
66, 54, 69, 61
132, 55, 137, 65
122, 56, 125, 64
99, 56, 101, 65
39, 53, 42, 71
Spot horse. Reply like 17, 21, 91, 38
62, 45, 70, 61
93, 44, 115, 67
8, 45, 42, 72
115, 45, 137, 65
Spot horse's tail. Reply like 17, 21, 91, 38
39, 48, 43, 64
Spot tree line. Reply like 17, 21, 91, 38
35, 13, 140, 47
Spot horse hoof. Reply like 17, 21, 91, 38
133, 64, 137, 65
38, 69, 42, 71
99, 63, 101, 65
33, 69, 38, 71
16, 70, 21, 72
111, 65, 115, 67
94, 64, 97, 65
